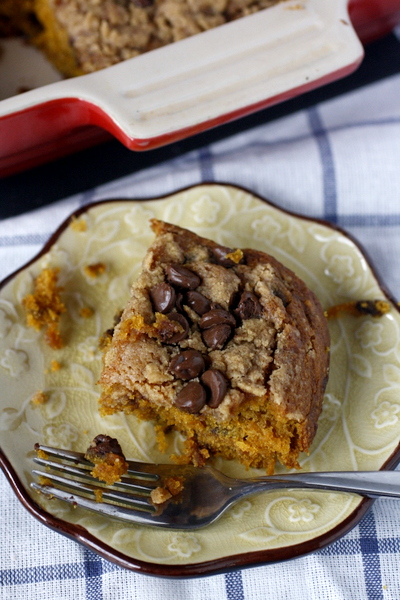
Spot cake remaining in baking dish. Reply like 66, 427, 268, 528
0, 0, 286, 77
98, 219, 330, 474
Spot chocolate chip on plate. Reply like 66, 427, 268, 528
235, 291, 263, 320
165, 264, 201, 290
199, 308, 236, 330
150, 282, 176, 314
165, 312, 190, 343
169, 349, 206, 380
201, 369, 228, 408
202, 323, 232, 350
174, 381, 207, 413
186, 291, 211, 316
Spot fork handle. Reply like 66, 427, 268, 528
247, 470, 400, 499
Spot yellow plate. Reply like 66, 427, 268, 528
1, 184, 399, 576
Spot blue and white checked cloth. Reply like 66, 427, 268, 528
1, 36, 400, 600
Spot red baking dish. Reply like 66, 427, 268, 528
0, 0, 398, 178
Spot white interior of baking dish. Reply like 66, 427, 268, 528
0, 0, 363, 142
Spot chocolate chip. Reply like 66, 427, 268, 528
86, 435, 125, 459
211, 245, 244, 268
165, 264, 201, 290
272, 287, 291, 307
202, 323, 232, 350
174, 381, 207, 413
210, 302, 223, 310
355, 300, 386, 317
175, 292, 184, 312
150, 282, 176, 314
169, 350, 206, 380
130, 0, 153, 7
199, 308, 236, 330
235, 291, 263, 320
201, 369, 228, 408
186, 291, 211, 316
165, 312, 190, 343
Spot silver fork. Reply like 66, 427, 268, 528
31, 444, 400, 530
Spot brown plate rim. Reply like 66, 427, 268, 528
1, 182, 400, 578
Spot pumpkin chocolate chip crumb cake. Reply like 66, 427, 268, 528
85, 434, 129, 485
99, 219, 330, 474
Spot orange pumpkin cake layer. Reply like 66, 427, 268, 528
99, 219, 330, 474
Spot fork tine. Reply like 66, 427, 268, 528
35, 444, 88, 463
32, 457, 158, 495
32, 469, 154, 510
30, 482, 159, 526
31, 444, 242, 529
35, 444, 160, 480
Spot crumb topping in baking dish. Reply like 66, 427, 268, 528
0, 0, 288, 77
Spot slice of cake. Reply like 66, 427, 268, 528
99, 219, 330, 474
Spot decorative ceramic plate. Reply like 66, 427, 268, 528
1, 184, 400, 577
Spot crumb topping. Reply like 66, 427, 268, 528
42, 0, 287, 74
150, 486, 172, 504
150, 475, 184, 504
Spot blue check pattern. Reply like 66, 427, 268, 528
2, 46, 400, 600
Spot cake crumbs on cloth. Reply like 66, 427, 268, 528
22, 267, 66, 349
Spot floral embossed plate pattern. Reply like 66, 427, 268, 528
0, 184, 400, 577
